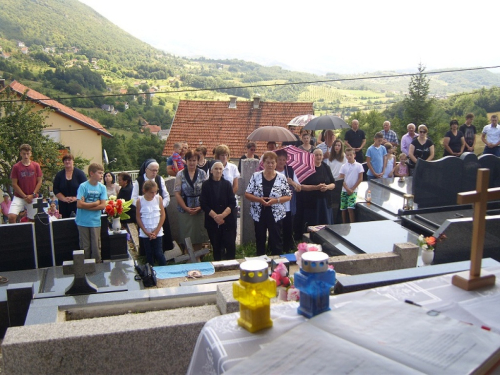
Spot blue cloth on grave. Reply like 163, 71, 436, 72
280, 253, 296, 262
154, 262, 215, 279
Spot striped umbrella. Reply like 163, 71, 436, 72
282, 145, 315, 183
287, 114, 317, 127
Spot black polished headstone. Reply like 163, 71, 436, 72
478, 154, 500, 187
0, 223, 36, 272
52, 218, 80, 266
34, 209, 53, 268
311, 220, 419, 260
432, 215, 500, 264
413, 157, 465, 208
63, 250, 97, 295
461, 153, 481, 192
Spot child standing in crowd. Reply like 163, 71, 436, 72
383, 142, 396, 178
136, 180, 167, 266
171, 142, 185, 174
76, 163, 107, 262
366, 133, 387, 180
339, 148, 364, 224
393, 153, 409, 177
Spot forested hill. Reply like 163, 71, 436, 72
0, 0, 169, 67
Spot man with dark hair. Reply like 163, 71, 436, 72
8, 144, 43, 223
344, 119, 366, 163
460, 113, 477, 153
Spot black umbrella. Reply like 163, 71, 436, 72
303, 115, 349, 131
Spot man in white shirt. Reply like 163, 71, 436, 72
400, 123, 416, 155
481, 115, 500, 156
317, 130, 336, 159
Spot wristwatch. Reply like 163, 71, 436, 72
32, 193, 39, 198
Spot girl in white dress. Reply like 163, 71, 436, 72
383, 143, 395, 178
136, 180, 166, 266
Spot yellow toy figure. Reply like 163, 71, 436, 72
233, 260, 276, 333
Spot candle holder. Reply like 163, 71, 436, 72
294, 252, 336, 319
233, 260, 276, 333
403, 193, 414, 210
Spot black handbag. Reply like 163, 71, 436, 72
134, 262, 157, 287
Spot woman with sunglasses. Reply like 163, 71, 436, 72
408, 124, 435, 173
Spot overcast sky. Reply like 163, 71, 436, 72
79, 0, 499, 75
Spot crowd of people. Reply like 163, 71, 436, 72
2, 114, 499, 262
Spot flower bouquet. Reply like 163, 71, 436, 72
417, 235, 436, 251
105, 195, 133, 222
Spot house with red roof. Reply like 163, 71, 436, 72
163, 97, 314, 158
141, 124, 162, 136
7, 80, 112, 169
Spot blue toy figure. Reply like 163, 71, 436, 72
294, 251, 336, 318
233, 260, 276, 333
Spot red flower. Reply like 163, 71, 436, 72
426, 237, 436, 246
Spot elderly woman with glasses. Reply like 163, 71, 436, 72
238, 142, 259, 173
132, 159, 174, 252
408, 125, 435, 170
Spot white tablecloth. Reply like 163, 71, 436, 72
188, 266, 500, 374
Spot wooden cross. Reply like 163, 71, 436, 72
452, 168, 500, 290
63, 250, 98, 295
174, 237, 210, 263
32, 197, 48, 214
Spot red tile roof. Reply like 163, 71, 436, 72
163, 99, 314, 158
142, 124, 161, 134
8, 81, 112, 138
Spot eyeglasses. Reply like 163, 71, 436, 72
249, 148, 256, 151
419, 131, 427, 134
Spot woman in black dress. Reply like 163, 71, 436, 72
200, 161, 237, 260
117, 172, 135, 223
295, 148, 335, 238
52, 154, 87, 218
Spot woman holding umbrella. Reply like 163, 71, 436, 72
245, 151, 291, 256
295, 148, 336, 237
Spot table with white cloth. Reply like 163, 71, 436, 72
188, 265, 500, 374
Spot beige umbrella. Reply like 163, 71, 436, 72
247, 126, 297, 142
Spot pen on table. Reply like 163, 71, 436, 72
404, 299, 422, 307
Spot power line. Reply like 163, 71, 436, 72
1, 65, 499, 104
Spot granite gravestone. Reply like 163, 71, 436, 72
32, 199, 53, 268
52, 218, 80, 266
412, 156, 467, 208
0, 223, 36, 272
412, 153, 500, 208
63, 250, 98, 295
478, 154, 500, 187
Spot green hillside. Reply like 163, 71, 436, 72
0, 0, 499, 128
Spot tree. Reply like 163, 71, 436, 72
0, 88, 65, 193
403, 63, 433, 126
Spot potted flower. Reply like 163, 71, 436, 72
417, 234, 437, 265
417, 233, 447, 265
105, 195, 132, 233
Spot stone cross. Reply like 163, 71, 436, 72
452, 168, 500, 290
32, 198, 48, 214
63, 250, 98, 295
174, 237, 210, 263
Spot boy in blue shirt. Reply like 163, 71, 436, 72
76, 163, 107, 262
366, 133, 388, 180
